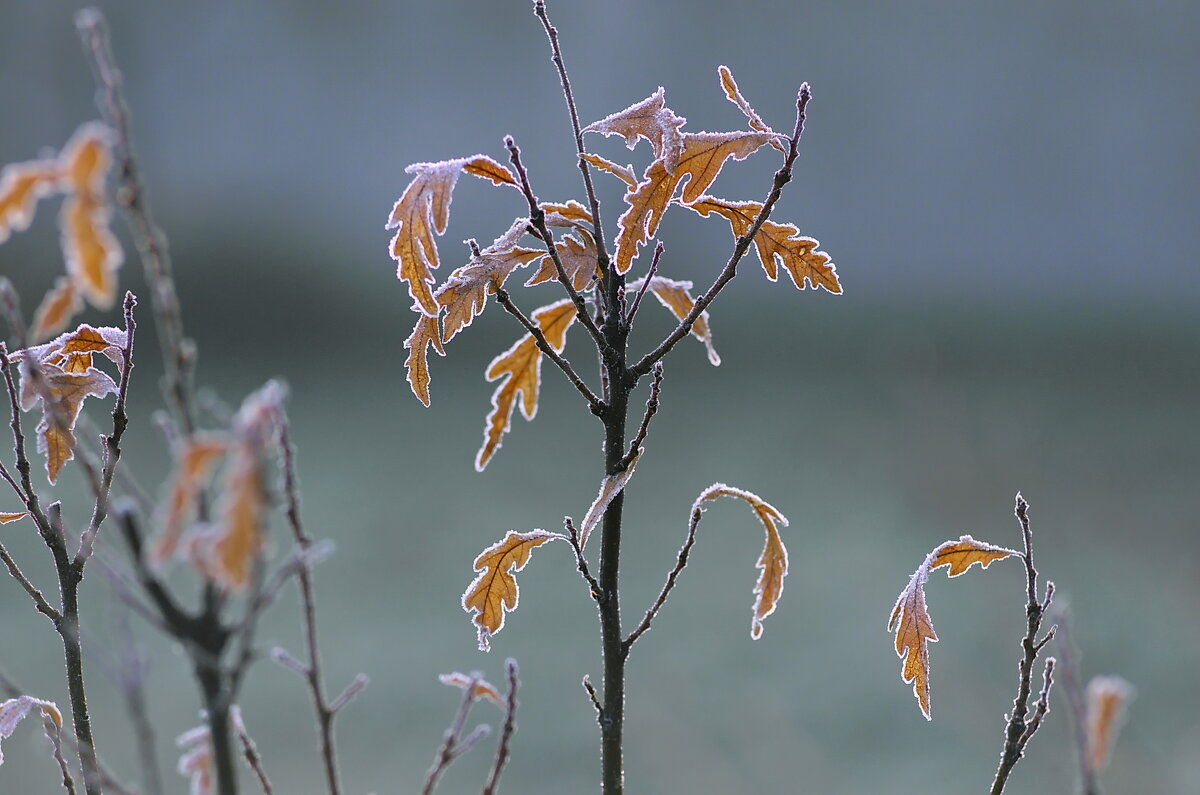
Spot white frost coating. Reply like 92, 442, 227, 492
0, 695, 62, 766
578, 448, 643, 549
582, 88, 687, 174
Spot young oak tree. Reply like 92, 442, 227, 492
386, 2, 840, 790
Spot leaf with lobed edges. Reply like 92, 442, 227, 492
462, 529, 563, 651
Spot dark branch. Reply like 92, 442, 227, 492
564, 517, 602, 601
482, 660, 520, 795
624, 504, 703, 651
625, 243, 663, 328
621, 362, 662, 470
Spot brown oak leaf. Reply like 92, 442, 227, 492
387, 155, 518, 316
627, 276, 720, 366
0, 160, 59, 244
717, 65, 785, 153
693, 484, 790, 639
687, 196, 840, 293
614, 131, 775, 274
435, 221, 543, 342
476, 299, 577, 471
404, 310, 445, 407
0, 512, 28, 524
462, 529, 562, 651
30, 278, 82, 344
580, 153, 637, 187
438, 672, 505, 707
582, 88, 686, 174
541, 199, 593, 228
30, 361, 119, 483
523, 229, 600, 291
888, 535, 1018, 718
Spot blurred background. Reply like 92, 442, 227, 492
1, 0, 1197, 792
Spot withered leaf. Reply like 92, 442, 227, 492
0, 160, 59, 244
580, 153, 637, 187
61, 193, 121, 310
59, 123, 111, 196
523, 229, 600, 291
888, 535, 1018, 718
687, 196, 841, 293
436, 222, 543, 343
577, 449, 643, 549
717, 65, 785, 153
1086, 675, 1133, 773
27, 361, 119, 483
627, 276, 720, 366
583, 88, 686, 174
476, 299, 577, 471
693, 483, 790, 639
462, 529, 562, 651
0, 695, 63, 767
0, 512, 28, 524
30, 278, 81, 344
387, 155, 517, 316
614, 132, 775, 274
151, 436, 228, 566
438, 672, 505, 707
404, 310, 445, 407
541, 200, 593, 228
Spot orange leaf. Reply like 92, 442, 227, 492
462, 529, 561, 651
628, 276, 719, 366
151, 436, 228, 566
888, 535, 1018, 718
404, 310, 444, 407
387, 155, 517, 316
577, 449, 643, 549
58, 123, 112, 197
475, 299, 577, 471
523, 229, 600, 291
614, 132, 774, 274
0, 695, 63, 766
1085, 675, 1133, 773
693, 484, 790, 639
0, 160, 59, 244
687, 196, 841, 293
717, 65, 786, 153
0, 512, 28, 525
580, 153, 637, 187
435, 221, 543, 342
25, 361, 119, 483
583, 88, 686, 174
540, 200, 593, 228
438, 672, 505, 707
30, 278, 81, 344
61, 193, 122, 309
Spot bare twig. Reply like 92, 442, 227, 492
0, 541, 60, 620
624, 504, 702, 651
564, 517, 602, 600
233, 710, 274, 795
630, 84, 813, 378
989, 493, 1057, 795
493, 284, 604, 414
1054, 612, 1101, 795
44, 716, 79, 795
582, 675, 602, 719
621, 363, 662, 469
422, 674, 491, 795
624, 243, 663, 327
482, 660, 520, 795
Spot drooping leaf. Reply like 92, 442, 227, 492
1085, 675, 1133, 773
580, 153, 637, 187
438, 672, 505, 707
541, 199, 593, 228
0, 695, 63, 767
30, 278, 81, 343
151, 435, 229, 566
717, 65, 785, 153
435, 221, 542, 342
59, 323, 127, 361
404, 310, 444, 407
0, 512, 28, 524
578, 449, 643, 549
628, 275, 720, 366
888, 535, 1018, 718
686, 196, 841, 293
58, 124, 122, 310
476, 299, 577, 471
26, 361, 119, 483
523, 229, 600, 290
614, 131, 775, 274
582, 88, 686, 174
387, 155, 518, 316
462, 529, 562, 651
58, 122, 112, 195
692, 483, 790, 639
0, 160, 59, 244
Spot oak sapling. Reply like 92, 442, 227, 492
386, 1, 840, 791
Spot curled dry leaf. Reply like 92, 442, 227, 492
627, 275, 720, 365
0, 512, 29, 524
476, 299, 577, 471
0, 160, 59, 243
387, 155, 518, 316
717, 65, 786, 153
1085, 675, 1134, 773
614, 131, 775, 274
438, 672, 505, 708
404, 310, 445, 407
462, 530, 562, 651
580, 153, 637, 187
30, 277, 82, 344
577, 448, 643, 549
687, 196, 840, 293
582, 87, 686, 174
0, 695, 63, 766
151, 435, 228, 566
436, 220, 543, 343
524, 228, 600, 291
887, 535, 1018, 719
540, 199, 593, 228
693, 483, 790, 639
59, 123, 121, 309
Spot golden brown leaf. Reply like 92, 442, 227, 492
692, 484, 790, 639
717, 65, 785, 153
687, 196, 841, 293
30, 278, 81, 344
888, 535, 1018, 718
578, 449, 643, 549
387, 155, 517, 316
61, 193, 121, 309
150, 436, 228, 566
404, 310, 444, 407
614, 132, 775, 274
627, 276, 719, 366
523, 230, 600, 291
580, 153, 637, 187
0, 160, 59, 244
0, 695, 63, 766
462, 529, 562, 651
1085, 675, 1133, 773
0, 512, 28, 524
28, 361, 119, 483
58, 123, 111, 196
583, 88, 686, 173
476, 299, 577, 471
435, 223, 543, 342
438, 672, 505, 707
540, 200, 593, 228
